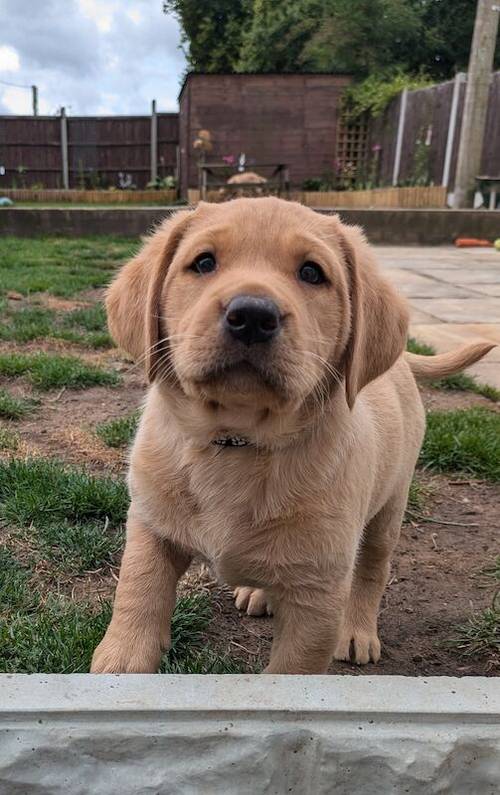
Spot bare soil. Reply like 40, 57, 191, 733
3, 344, 499, 676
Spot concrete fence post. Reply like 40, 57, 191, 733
442, 73, 465, 188
60, 107, 69, 190
150, 99, 158, 184
392, 88, 408, 187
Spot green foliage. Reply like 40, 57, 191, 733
96, 411, 140, 448
344, 71, 433, 120
237, 0, 319, 73
421, 408, 500, 481
0, 237, 135, 298
0, 352, 119, 390
163, 0, 253, 73
164, 0, 499, 80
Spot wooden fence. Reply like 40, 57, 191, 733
0, 111, 179, 190
187, 186, 446, 208
367, 71, 500, 189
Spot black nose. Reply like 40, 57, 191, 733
224, 295, 281, 345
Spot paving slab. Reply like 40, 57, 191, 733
377, 247, 500, 388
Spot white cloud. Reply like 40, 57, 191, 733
0, 0, 185, 115
0, 44, 20, 72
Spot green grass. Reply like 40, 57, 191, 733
0, 352, 119, 390
0, 388, 36, 420
96, 411, 140, 448
0, 457, 128, 528
0, 237, 136, 298
0, 426, 19, 450
407, 337, 499, 401
451, 598, 500, 658
0, 300, 112, 349
0, 546, 240, 673
407, 337, 435, 356
421, 408, 500, 480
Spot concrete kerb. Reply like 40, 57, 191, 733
1, 206, 500, 244
0, 674, 499, 793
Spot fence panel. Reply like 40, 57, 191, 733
0, 113, 179, 191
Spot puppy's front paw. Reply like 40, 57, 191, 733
233, 586, 272, 617
333, 625, 381, 665
91, 630, 162, 673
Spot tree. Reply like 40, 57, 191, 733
237, 0, 320, 73
299, 0, 425, 78
163, 0, 252, 72
163, 0, 500, 79
410, 0, 500, 79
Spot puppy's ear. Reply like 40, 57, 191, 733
106, 210, 191, 381
339, 224, 409, 408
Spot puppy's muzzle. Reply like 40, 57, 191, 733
224, 295, 281, 346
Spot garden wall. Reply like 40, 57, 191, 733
1, 674, 499, 794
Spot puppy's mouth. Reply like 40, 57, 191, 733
195, 358, 282, 393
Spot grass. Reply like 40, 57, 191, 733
451, 597, 499, 658
0, 237, 135, 298
0, 456, 241, 673
0, 426, 19, 451
0, 300, 112, 349
0, 352, 119, 390
0, 457, 128, 528
0, 389, 36, 420
0, 543, 239, 673
96, 411, 140, 448
421, 408, 500, 480
406, 337, 499, 402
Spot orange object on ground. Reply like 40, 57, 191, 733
455, 237, 492, 247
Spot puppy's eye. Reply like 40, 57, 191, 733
299, 261, 325, 285
190, 252, 217, 275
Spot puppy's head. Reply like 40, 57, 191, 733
107, 198, 408, 414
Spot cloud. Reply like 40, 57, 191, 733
0, 0, 186, 115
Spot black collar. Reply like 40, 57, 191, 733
212, 434, 251, 449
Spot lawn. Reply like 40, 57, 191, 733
0, 238, 498, 676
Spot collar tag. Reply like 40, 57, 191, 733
213, 435, 251, 448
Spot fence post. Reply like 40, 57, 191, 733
60, 107, 69, 190
442, 73, 465, 188
392, 88, 408, 187
150, 99, 158, 184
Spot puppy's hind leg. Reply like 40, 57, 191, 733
233, 586, 273, 616
334, 489, 408, 665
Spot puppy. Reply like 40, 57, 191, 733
91, 198, 494, 674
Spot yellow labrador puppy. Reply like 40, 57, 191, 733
91, 198, 493, 674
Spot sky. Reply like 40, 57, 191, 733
0, 0, 186, 116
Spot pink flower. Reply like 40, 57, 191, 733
222, 155, 235, 165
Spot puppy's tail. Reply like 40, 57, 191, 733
405, 342, 496, 379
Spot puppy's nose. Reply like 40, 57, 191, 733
224, 295, 281, 345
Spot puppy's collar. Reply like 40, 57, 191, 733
212, 434, 251, 449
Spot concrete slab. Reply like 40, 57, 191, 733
420, 268, 500, 285
0, 674, 499, 794
378, 248, 500, 388
409, 298, 500, 324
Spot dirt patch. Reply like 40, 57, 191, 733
420, 385, 500, 413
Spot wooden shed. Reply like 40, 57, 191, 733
178, 73, 352, 198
